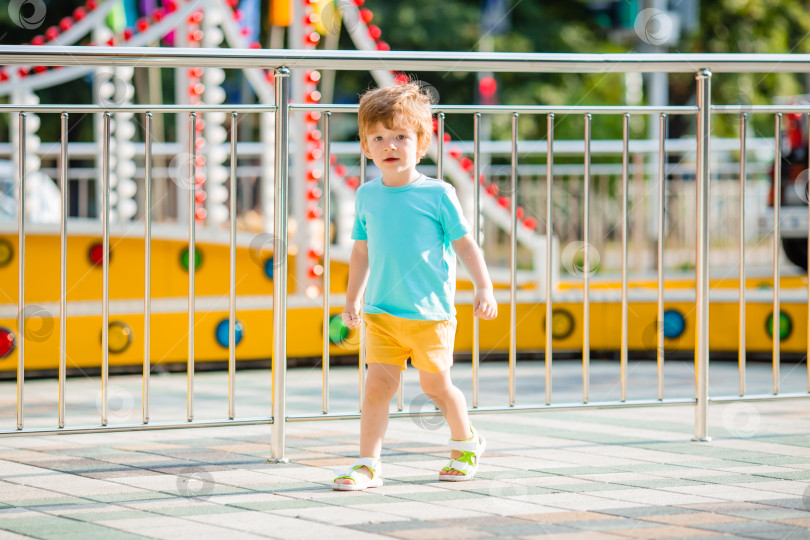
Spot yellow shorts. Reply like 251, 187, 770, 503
364, 313, 456, 373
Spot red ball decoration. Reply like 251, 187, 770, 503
189, 11, 203, 24
486, 184, 499, 196
122, 28, 134, 41
59, 17, 73, 31
73, 7, 87, 20
523, 217, 538, 230
0, 71, 8, 82
106, 37, 116, 47
306, 187, 323, 201
516, 207, 524, 219
359, 8, 373, 23
448, 147, 462, 159
305, 13, 319, 25
376, 41, 390, 51
307, 148, 323, 161
86, 0, 98, 10
307, 169, 323, 182
226, 0, 238, 8
18, 67, 29, 78
353, 0, 364, 6
233, 9, 243, 21
152, 8, 165, 21
249, 42, 261, 49
195, 207, 207, 220
305, 71, 321, 84
306, 207, 323, 220
165, 0, 178, 11
394, 73, 409, 85
195, 155, 206, 167
306, 90, 321, 103
189, 67, 203, 78
334, 164, 348, 177
33, 66, 47, 74
459, 157, 473, 172
45, 26, 59, 41
306, 111, 321, 123
136, 18, 150, 32
190, 83, 205, 96
307, 264, 324, 278
443, 132, 451, 143
31, 35, 45, 46
307, 247, 323, 259
497, 196, 510, 208
367, 25, 382, 40
345, 176, 360, 189
307, 130, 322, 142
189, 29, 203, 42
195, 190, 207, 203
305, 31, 320, 45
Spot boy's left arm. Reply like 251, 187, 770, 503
452, 233, 498, 320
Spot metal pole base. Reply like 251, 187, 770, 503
691, 436, 712, 442
267, 458, 290, 464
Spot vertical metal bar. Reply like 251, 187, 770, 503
694, 69, 712, 442
101, 112, 111, 426
807, 113, 810, 394
582, 113, 591, 404
270, 67, 291, 462
772, 113, 781, 395
229, 112, 237, 420
397, 377, 404, 412
437, 112, 445, 180
545, 113, 554, 406
620, 113, 630, 403
322, 112, 331, 415
472, 112, 481, 408
16, 112, 25, 431
509, 113, 518, 407
739, 113, 747, 397
144, 112, 152, 425
657, 113, 667, 401
187, 112, 196, 423
59, 112, 68, 429
359, 153, 366, 412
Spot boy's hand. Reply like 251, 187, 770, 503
473, 287, 497, 320
342, 303, 362, 329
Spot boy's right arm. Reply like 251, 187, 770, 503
342, 240, 369, 329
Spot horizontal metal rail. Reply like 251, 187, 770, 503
4, 46, 810, 73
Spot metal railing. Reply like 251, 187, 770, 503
0, 48, 809, 459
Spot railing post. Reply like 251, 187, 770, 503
270, 67, 291, 463
694, 68, 712, 442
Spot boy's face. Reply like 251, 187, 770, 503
361, 122, 422, 182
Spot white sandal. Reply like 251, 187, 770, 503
331, 457, 383, 491
439, 426, 485, 481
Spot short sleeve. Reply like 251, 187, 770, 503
440, 186, 471, 242
351, 189, 367, 241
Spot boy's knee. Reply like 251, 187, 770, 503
364, 379, 399, 403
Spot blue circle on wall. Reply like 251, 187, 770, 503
215, 319, 244, 348
662, 309, 686, 339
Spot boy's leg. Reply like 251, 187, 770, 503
418, 368, 473, 477
334, 362, 401, 485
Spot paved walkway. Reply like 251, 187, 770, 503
1, 361, 810, 539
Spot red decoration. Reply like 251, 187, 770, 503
334, 164, 347, 177
306, 90, 321, 103
353, 0, 364, 6
189, 11, 203, 24
306, 187, 323, 201
308, 264, 324, 278
136, 18, 149, 32
189, 67, 203, 78
0, 328, 14, 359
31, 36, 45, 46
195, 190, 207, 203
394, 73, 409, 85
305, 71, 321, 84
307, 130, 322, 142
59, 17, 73, 31
306, 111, 321, 123
307, 169, 323, 182
0, 71, 8, 82
307, 247, 323, 259
195, 155, 206, 167
359, 8, 373, 23
497, 196, 510, 208
305, 31, 320, 45
448, 148, 462, 159
306, 207, 323, 220
376, 41, 390, 51
486, 184, 499, 196
85, 0, 98, 10
307, 148, 322, 161
516, 207, 524, 219
345, 176, 360, 189
443, 132, 451, 143
45, 26, 59, 41
367, 25, 382, 40
17, 67, 29, 78
73, 7, 87, 21
106, 37, 116, 47
523, 217, 538, 230
189, 29, 203, 42
249, 42, 261, 49
123, 28, 134, 41
33, 66, 47, 74
459, 157, 473, 172
195, 207, 207, 220
190, 83, 205, 96
152, 8, 165, 21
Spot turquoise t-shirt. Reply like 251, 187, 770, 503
351, 176, 471, 321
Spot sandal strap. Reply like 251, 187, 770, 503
448, 426, 482, 453
353, 457, 380, 477
443, 459, 474, 474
